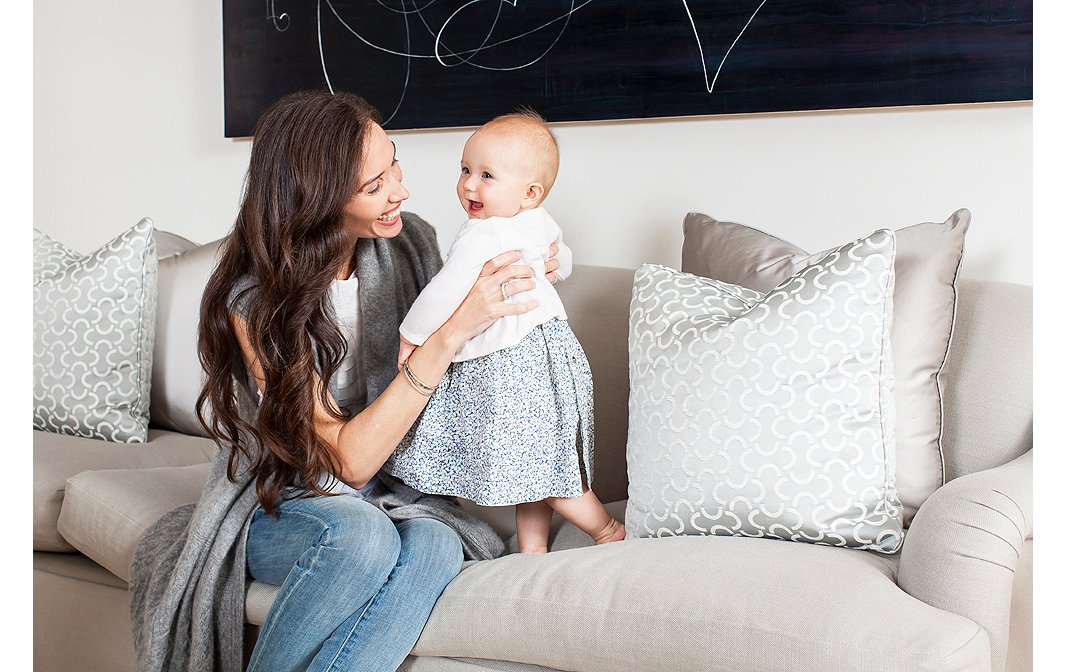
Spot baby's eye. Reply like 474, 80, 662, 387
460, 166, 470, 175
482, 171, 493, 180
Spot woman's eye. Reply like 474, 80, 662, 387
367, 180, 383, 195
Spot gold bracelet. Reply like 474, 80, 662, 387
403, 361, 437, 396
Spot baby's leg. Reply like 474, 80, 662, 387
546, 487, 625, 545
515, 500, 553, 554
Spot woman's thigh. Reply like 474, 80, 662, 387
245, 493, 402, 587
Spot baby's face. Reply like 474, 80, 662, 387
456, 130, 536, 219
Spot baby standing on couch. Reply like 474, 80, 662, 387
385, 111, 626, 554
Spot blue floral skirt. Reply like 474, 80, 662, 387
384, 318, 594, 506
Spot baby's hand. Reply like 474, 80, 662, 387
397, 335, 417, 371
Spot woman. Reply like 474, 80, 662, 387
128, 90, 561, 672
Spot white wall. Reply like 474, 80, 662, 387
34, 2, 1032, 285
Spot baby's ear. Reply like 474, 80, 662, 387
521, 182, 545, 209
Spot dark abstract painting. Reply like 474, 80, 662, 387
223, 1, 1032, 136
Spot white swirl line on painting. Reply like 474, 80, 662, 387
267, 0, 290, 32
371, 0, 441, 15
318, 0, 335, 93
682, 0, 768, 94
322, 0, 590, 62
432, 0, 507, 68
382, 0, 414, 125
434, 0, 577, 71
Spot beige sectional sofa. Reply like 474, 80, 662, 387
34, 233, 1032, 672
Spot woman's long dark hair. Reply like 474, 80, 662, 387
196, 90, 382, 515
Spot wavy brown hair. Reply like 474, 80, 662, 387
196, 90, 381, 516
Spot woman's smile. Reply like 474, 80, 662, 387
377, 205, 402, 225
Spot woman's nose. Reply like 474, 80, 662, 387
393, 181, 410, 201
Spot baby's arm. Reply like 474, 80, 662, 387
399, 231, 499, 349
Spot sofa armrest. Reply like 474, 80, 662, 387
897, 449, 1032, 672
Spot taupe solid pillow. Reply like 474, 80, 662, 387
150, 239, 224, 437
681, 209, 969, 524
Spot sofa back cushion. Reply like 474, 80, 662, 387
556, 265, 634, 504
144, 242, 1031, 494
939, 278, 1032, 480
150, 239, 224, 437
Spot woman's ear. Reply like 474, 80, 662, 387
520, 182, 545, 210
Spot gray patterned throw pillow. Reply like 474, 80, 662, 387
33, 218, 158, 443
625, 229, 904, 553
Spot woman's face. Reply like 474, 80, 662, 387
341, 122, 410, 240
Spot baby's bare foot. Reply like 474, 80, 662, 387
592, 518, 626, 545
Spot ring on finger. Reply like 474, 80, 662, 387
501, 280, 512, 301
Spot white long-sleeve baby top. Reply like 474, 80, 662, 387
399, 207, 574, 362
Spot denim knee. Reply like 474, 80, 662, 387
396, 518, 464, 582
256, 496, 403, 586
316, 500, 402, 576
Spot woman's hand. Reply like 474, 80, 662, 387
440, 250, 540, 348
545, 242, 561, 284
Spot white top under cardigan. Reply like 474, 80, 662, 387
327, 271, 367, 414
318, 271, 375, 498
398, 207, 574, 362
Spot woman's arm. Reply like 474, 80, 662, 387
230, 251, 539, 488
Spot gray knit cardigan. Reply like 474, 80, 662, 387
128, 213, 505, 672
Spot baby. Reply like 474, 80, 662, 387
385, 111, 625, 553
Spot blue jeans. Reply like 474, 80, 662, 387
245, 493, 464, 672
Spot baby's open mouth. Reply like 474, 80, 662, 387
468, 200, 484, 213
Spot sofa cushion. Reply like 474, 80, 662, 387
151, 239, 224, 437
554, 265, 635, 505
940, 279, 1033, 480
36, 430, 215, 552
33, 219, 158, 443
411, 535, 988, 671
626, 230, 903, 552
681, 210, 969, 524
58, 461, 212, 581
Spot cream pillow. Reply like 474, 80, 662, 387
149, 239, 224, 437
626, 230, 904, 553
33, 219, 158, 442
681, 210, 969, 524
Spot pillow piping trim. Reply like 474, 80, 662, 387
876, 232, 903, 553
130, 219, 155, 442
932, 234, 967, 487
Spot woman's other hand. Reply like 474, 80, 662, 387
397, 335, 417, 371
545, 242, 561, 284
